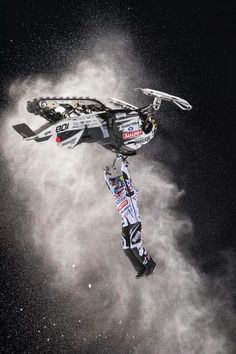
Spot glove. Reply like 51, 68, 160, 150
119, 154, 128, 162
104, 166, 112, 176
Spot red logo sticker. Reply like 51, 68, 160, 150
123, 129, 143, 140
118, 199, 128, 211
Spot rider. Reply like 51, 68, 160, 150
104, 157, 156, 279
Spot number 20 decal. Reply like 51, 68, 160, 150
56, 123, 69, 133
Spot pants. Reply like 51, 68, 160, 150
122, 222, 151, 272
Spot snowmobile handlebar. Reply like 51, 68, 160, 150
135, 88, 192, 111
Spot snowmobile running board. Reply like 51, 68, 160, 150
12, 123, 37, 140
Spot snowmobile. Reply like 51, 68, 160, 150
12, 88, 192, 156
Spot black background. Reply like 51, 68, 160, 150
1, 1, 235, 353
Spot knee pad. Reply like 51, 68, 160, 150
121, 235, 130, 249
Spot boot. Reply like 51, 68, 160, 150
135, 266, 146, 279
124, 249, 145, 273
145, 258, 157, 276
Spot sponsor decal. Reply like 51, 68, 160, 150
62, 137, 76, 146
118, 199, 128, 212
116, 195, 125, 204
141, 136, 151, 143
123, 129, 143, 140
120, 121, 138, 129
56, 123, 69, 133
132, 231, 141, 243
44, 130, 52, 136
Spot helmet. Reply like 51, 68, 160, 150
109, 175, 125, 194
107, 166, 125, 194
